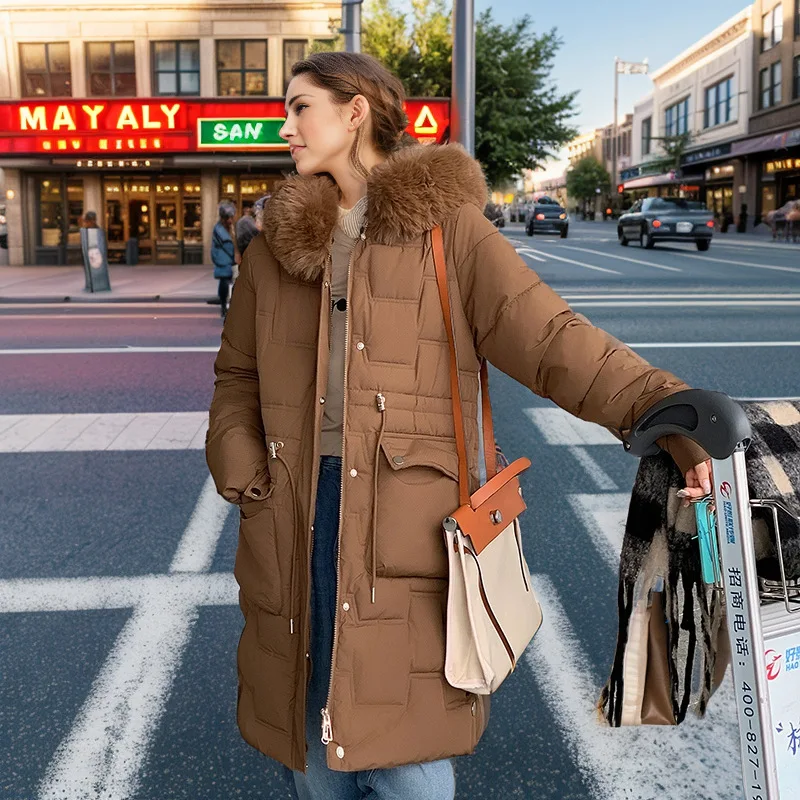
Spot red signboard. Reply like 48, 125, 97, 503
0, 98, 450, 156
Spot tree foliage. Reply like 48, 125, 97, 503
565, 157, 611, 203
361, 2, 578, 188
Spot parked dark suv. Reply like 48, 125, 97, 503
525, 196, 568, 238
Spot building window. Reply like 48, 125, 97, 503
664, 98, 689, 137
152, 41, 200, 96
794, 55, 800, 99
703, 76, 735, 128
283, 40, 308, 93
760, 61, 783, 108
19, 42, 72, 97
796, 0, 800, 38
216, 40, 268, 96
86, 42, 136, 97
762, 5, 783, 51
641, 116, 652, 155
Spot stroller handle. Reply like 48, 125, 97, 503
623, 389, 752, 459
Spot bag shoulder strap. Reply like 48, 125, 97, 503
431, 225, 497, 506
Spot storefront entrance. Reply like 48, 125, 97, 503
34, 175, 84, 265
103, 174, 203, 264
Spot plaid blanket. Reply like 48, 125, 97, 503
599, 400, 800, 727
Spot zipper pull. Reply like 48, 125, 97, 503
321, 707, 333, 744
376, 392, 386, 413
268, 441, 284, 459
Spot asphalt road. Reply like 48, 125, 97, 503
1, 220, 799, 800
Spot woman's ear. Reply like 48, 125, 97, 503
349, 95, 370, 132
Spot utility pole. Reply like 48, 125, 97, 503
342, 0, 363, 53
612, 57, 648, 199
451, 0, 475, 156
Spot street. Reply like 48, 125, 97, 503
1, 219, 799, 800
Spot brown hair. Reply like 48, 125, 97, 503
289, 51, 417, 179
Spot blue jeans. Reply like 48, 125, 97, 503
291, 456, 456, 800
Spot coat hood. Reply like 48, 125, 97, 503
261, 142, 489, 282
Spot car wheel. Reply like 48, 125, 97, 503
560, 226, 568, 239
696, 239, 710, 252
618, 228, 629, 246
642, 226, 655, 249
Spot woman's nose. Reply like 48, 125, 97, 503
279, 119, 293, 140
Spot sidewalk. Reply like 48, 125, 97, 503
0, 265, 219, 304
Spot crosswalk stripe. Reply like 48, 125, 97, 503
0, 413, 209, 452
527, 575, 741, 800
524, 408, 619, 446
567, 494, 629, 570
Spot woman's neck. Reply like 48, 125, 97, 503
332, 148, 386, 210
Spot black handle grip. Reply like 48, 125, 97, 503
623, 389, 751, 459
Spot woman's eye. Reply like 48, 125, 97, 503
295, 104, 307, 114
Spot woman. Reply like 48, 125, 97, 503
211, 201, 237, 318
206, 52, 712, 799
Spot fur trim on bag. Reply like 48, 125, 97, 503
599, 400, 800, 727
261, 142, 489, 282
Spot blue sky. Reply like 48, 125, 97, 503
472, 0, 749, 134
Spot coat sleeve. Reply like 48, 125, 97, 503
449, 203, 708, 476
206, 246, 271, 503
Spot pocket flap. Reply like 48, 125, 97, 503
379, 435, 460, 482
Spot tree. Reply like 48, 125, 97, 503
361, 2, 579, 188
565, 157, 611, 205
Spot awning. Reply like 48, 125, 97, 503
622, 173, 680, 189
731, 128, 800, 157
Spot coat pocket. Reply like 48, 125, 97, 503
375, 435, 460, 579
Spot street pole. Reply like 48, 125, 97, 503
342, 0, 363, 53
451, 0, 475, 156
612, 57, 619, 201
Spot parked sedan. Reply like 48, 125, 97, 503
525, 196, 569, 238
618, 196, 714, 250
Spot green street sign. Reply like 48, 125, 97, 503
196, 117, 286, 149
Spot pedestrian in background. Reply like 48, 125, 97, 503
253, 193, 271, 232
236, 202, 260, 256
206, 50, 711, 800
211, 201, 236, 319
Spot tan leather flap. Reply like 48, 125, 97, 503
379, 435, 460, 482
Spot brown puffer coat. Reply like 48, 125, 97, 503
206, 142, 707, 774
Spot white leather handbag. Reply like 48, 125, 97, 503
432, 224, 543, 695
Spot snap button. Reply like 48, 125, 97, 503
319, 397, 326, 404
342, 602, 350, 611
392, 455, 404, 465
349, 468, 358, 477
336, 746, 345, 759
356, 342, 365, 350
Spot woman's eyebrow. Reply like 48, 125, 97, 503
285, 94, 312, 113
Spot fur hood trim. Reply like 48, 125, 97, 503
262, 143, 488, 282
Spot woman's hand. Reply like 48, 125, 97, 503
678, 459, 713, 507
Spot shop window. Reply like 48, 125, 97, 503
216, 40, 267, 96
664, 97, 689, 137
183, 201, 202, 244
39, 178, 63, 247
152, 41, 200, 96
283, 40, 307, 93
641, 116, 651, 155
219, 175, 277, 216
66, 180, 84, 247
761, 184, 777, 219
703, 76, 735, 128
87, 42, 136, 97
19, 42, 72, 97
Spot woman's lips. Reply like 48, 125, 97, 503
290, 146, 305, 156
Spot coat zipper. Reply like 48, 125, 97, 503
320, 224, 366, 747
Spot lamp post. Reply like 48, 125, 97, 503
613, 57, 648, 198
342, 0, 364, 53
451, 0, 475, 156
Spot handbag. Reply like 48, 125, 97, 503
431, 224, 543, 695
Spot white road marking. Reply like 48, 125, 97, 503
1, 477, 235, 800
572, 300, 800, 308
0, 413, 209, 452
527, 575, 741, 800
514, 247, 547, 262
524, 408, 619, 446
567, 447, 618, 491
1, 313, 217, 320
629, 341, 800, 348
518, 248, 623, 275
567, 493, 630, 571
685, 253, 800, 274
559, 245, 682, 272
0, 346, 218, 354
561, 293, 800, 300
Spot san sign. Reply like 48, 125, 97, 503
0, 98, 450, 156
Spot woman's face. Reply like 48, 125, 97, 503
280, 74, 364, 177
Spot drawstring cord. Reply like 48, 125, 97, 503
269, 441, 300, 634
371, 392, 386, 604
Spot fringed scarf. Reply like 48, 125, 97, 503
599, 400, 800, 727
